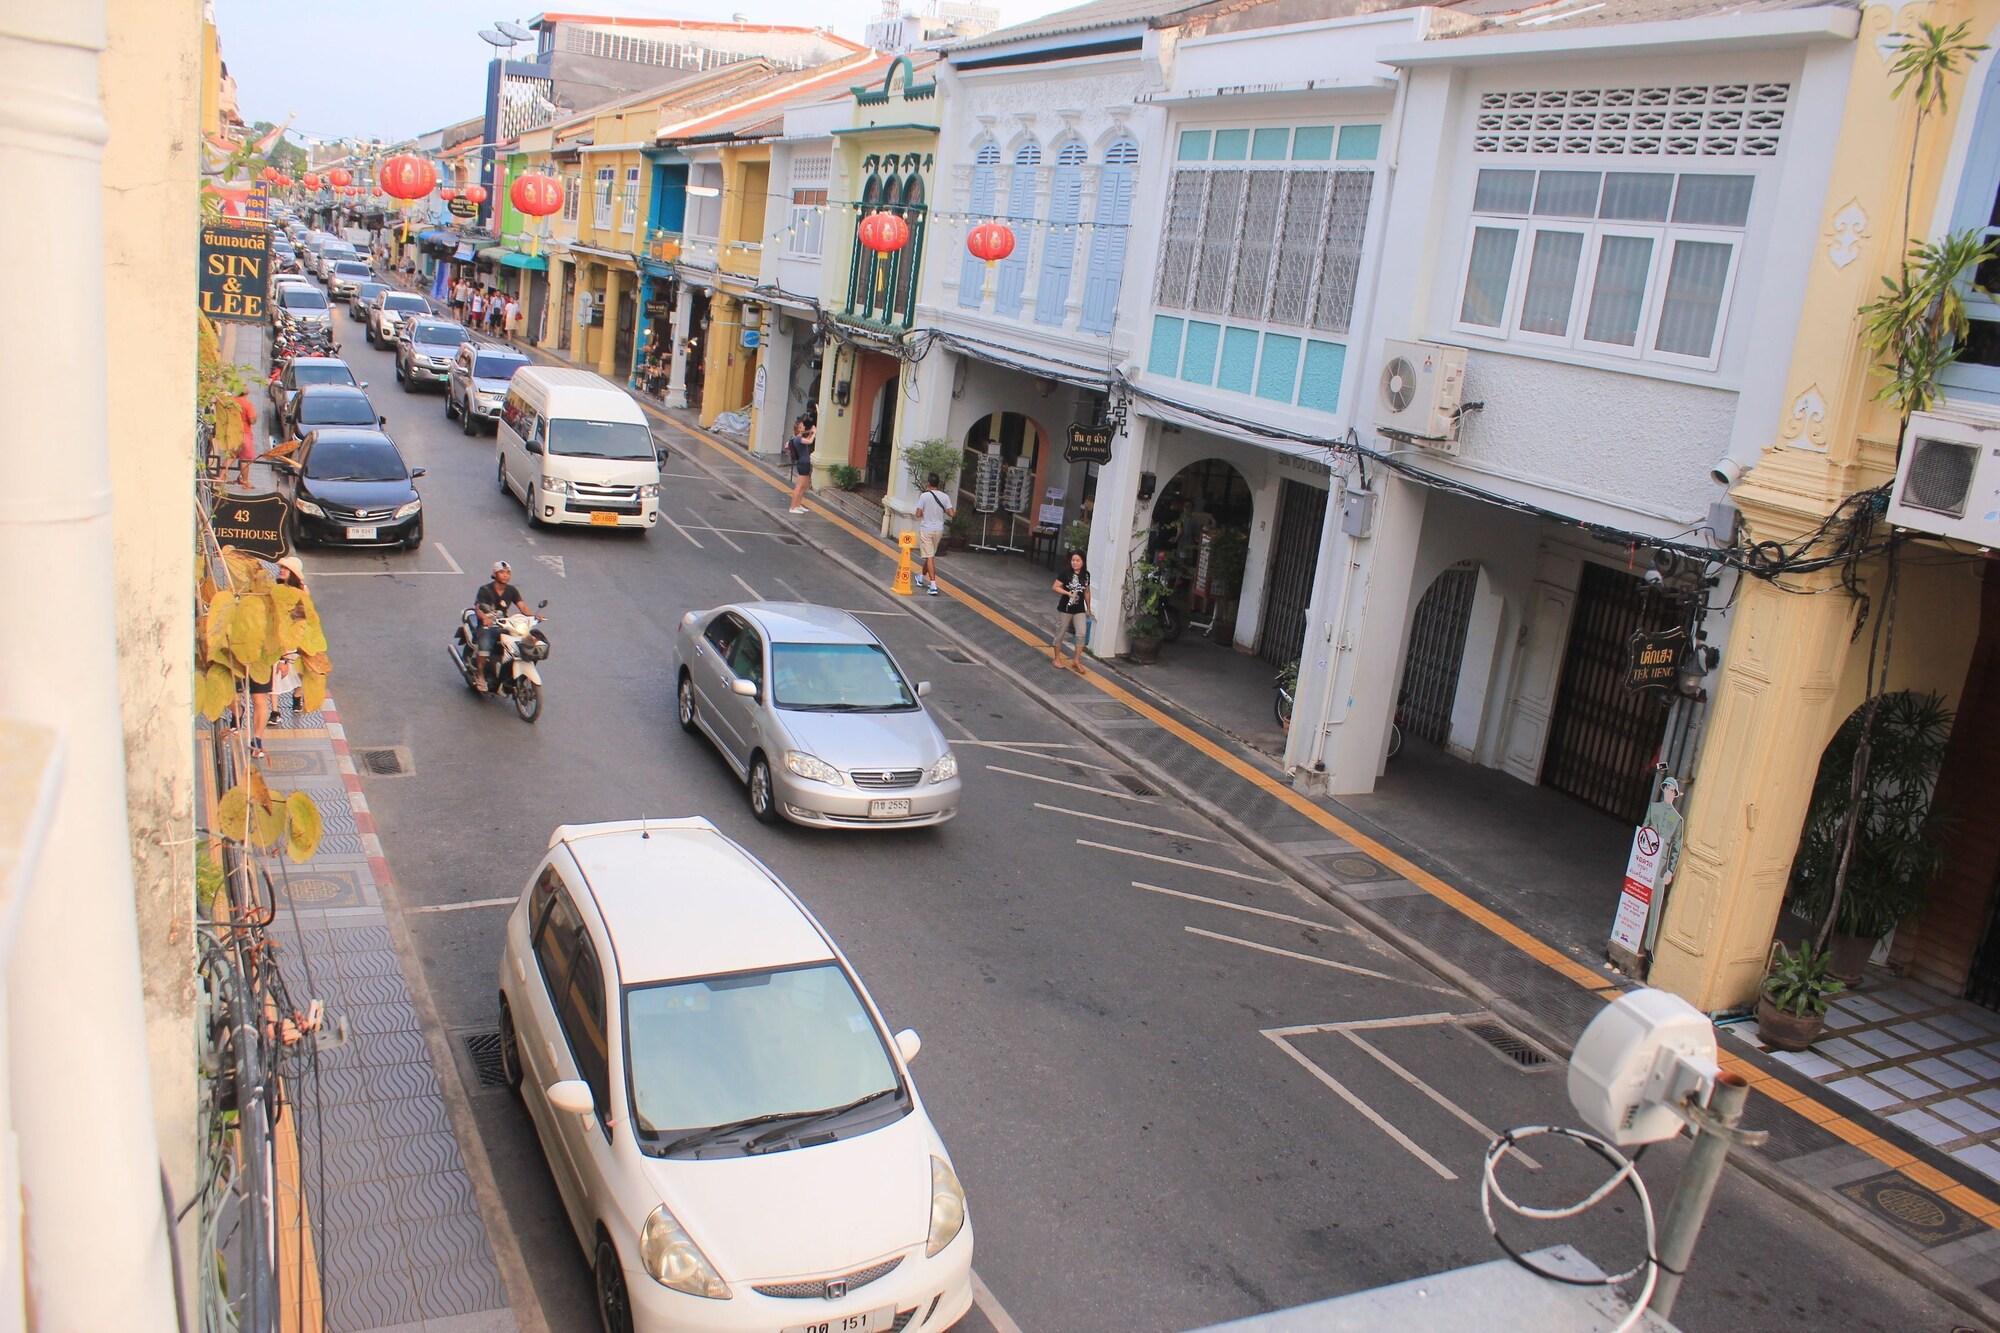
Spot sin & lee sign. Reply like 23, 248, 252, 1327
199, 222, 269, 322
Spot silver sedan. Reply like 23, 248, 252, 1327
673, 603, 961, 829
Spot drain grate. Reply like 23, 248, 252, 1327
778, 535, 804, 546
463, 1031, 508, 1087
355, 746, 412, 777
1459, 1019, 1555, 1071
1111, 773, 1156, 797
930, 644, 976, 665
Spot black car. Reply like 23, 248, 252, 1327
348, 280, 389, 320
268, 356, 361, 419
271, 428, 425, 549
395, 319, 471, 392
279, 383, 382, 446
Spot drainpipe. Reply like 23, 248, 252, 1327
0, 8, 178, 1329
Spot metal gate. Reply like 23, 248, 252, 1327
1259, 479, 1330, 667
1399, 564, 1478, 747
1541, 562, 1675, 824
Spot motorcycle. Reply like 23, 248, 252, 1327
269, 319, 338, 367
448, 601, 550, 723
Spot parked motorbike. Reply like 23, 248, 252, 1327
448, 600, 550, 723
269, 319, 338, 367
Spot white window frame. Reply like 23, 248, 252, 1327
1641, 228, 1741, 370
594, 167, 614, 218
1452, 218, 1525, 335
621, 167, 640, 231
1574, 224, 1660, 360
1509, 221, 1590, 349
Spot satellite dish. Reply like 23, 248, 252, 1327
497, 19, 534, 41
477, 28, 510, 46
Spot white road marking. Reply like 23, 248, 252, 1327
681, 523, 785, 539
433, 542, 464, 575
936, 710, 980, 743
407, 896, 517, 914
1267, 1032, 1457, 1180
984, 765, 1156, 804
661, 471, 710, 480
1340, 1029, 1540, 1170
731, 573, 762, 602
1032, 802, 1222, 843
1130, 882, 1364, 939
1265, 1012, 1464, 1037
535, 553, 565, 579
1184, 927, 1457, 995
690, 517, 743, 554
954, 740, 1076, 749
1075, 839, 1282, 885
777, 577, 808, 601
842, 609, 911, 617
970, 741, 1120, 773
660, 513, 704, 549
971, 1271, 1024, 1333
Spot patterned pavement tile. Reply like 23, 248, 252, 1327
324, 1268, 421, 1333
376, 1131, 467, 1179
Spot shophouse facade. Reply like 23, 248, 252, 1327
752, 98, 847, 459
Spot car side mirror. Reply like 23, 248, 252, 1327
410, 467, 427, 479
895, 1028, 922, 1063
546, 1079, 595, 1116
525, 440, 543, 455
916, 681, 932, 698
656, 446, 670, 463
269, 457, 297, 472
378, 415, 387, 426
358, 381, 368, 389
730, 678, 758, 699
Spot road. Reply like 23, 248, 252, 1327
295, 294, 1960, 1332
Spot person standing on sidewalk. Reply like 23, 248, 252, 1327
231, 389, 259, 488
503, 295, 520, 344
786, 420, 815, 514
915, 472, 954, 596
1050, 550, 1092, 673
469, 286, 487, 331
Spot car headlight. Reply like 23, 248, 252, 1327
639, 1204, 730, 1299
393, 500, 422, 519
292, 498, 325, 517
926, 1156, 966, 1257
541, 476, 572, 496
926, 751, 958, 784
784, 751, 844, 786
638, 483, 661, 498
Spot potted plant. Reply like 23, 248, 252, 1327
1786, 690, 1954, 982
1124, 557, 1175, 664
828, 463, 864, 492
1757, 942, 1846, 1051
901, 438, 966, 492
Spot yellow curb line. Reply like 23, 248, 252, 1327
274, 1088, 326, 1332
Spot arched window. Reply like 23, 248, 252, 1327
1080, 137, 1140, 334
959, 140, 1001, 309
1034, 139, 1089, 326
994, 141, 1041, 318
849, 159, 887, 317
893, 169, 927, 322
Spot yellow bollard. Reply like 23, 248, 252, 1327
893, 530, 917, 596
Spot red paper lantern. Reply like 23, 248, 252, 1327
858, 211, 911, 254
303, 172, 321, 190
328, 167, 353, 188
966, 221, 1015, 266
510, 172, 564, 218
440, 187, 458, 202
378, 153, 437, 201
463, 185, 488, 206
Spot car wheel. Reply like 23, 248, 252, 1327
748, 754, 779, 824
595, 1237, 633, 1333
676, 673, 698, 734
394, 360, 405, 384
496, 454, 508, 494
445, 391, 457, 420
461, 401, 478, 436
497, 996, 523, 1092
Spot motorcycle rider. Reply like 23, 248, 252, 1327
472, 560, 530, 692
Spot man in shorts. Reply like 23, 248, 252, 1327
914, 472, 954, 595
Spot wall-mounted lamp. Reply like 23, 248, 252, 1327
685, 184, 721, 198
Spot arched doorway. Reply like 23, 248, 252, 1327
961, 411, 1047, 550
1400, 564, 1479, 747
1154, 459, 1256, 646
863, 369, 899, 490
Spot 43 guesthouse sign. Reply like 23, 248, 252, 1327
199, 222, 269, 323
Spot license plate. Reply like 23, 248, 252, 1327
781, 1305, 895, 1333
868, 799, 912, 819
346, 526, 377, 541
589, 511, 619, 527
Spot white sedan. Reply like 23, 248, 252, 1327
497, 817, 974, 1332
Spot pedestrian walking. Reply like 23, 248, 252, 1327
914, 472, 954, 596
503, 295, 520, 343
490, 294, 507, 336
786, 420, 815, 513
470, 287, 487, 329
231, 389, 259, 488
270, 556, 309, 722
1050, 550, 1092, 673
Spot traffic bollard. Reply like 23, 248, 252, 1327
893, 531, 917, 596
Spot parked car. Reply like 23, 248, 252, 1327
673, 604, 960, 828
366, 290, 431, 346
347, 280, 388, 320
446, 343, 530, 435
269, 282, 333, 336
276, 382, 382, 447
268, 355, 361, 419
395, 318, 471, 391
268, 428, 424, 549
328, 260, 373, 301
495, 816, 973, 1333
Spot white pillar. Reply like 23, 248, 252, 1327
1084, 413, 1160, 659
1231, 470, 1286, 651
665, 285, 694, 409
749, 313, 794, 459
0, 7, 179, 1329
883, 348, 955, 537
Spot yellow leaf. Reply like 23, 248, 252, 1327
196, 664, 236, 721
205, 589, 238, 657
249, 795, 284, 850
300, 665, 328, 713
284, 792, 323, 864
221, 549, 262, 589
269, 585, 304, 616
289, 600, 329, 655
214, 784, 249, 842
229, 594, 271, 674
247, 770, 272, 809
301, 650, 332, 675
199, 573, 217, 609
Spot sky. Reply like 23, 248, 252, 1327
212, 0, 1080, 144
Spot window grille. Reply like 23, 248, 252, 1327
1472, 84, 1789, 157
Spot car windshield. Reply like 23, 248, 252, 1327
304, 437, 405, 481
413, 324, 464, 347
294, 364, 354, 388
280, 288, 328, 310
354, 283, 387, 304
301, 395, 376, 426
383, 294, 427, 313
546, 418, 655, 460
335, 262, 369, 277
771, 642, 917, 711
625, 962, 901, 1145
473, 355, 526, 381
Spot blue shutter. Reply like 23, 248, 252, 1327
957, 142, 1001, 309
993, 143, 1040, 318
1034, 140, 1088, 326
1079, 138, 1138, 334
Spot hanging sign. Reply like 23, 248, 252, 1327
210, 492, 290, 561
741, 327, 760, 350
245, 185, 269, 221
1626, 625, 1686, 692
448, 196, 478, 218
1608, 793, 1684, 967
198, 222, 270, 322
1065, 423, 1114, 466
752, 364, 767, 407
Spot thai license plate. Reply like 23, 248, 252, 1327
781, 1305, 895, 1333
589, 511, 619, 526
346, 526, 377, 541
868, 799, 912, 819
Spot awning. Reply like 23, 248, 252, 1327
453, 243, 477, 261
476, 246, 509, 264
499, 251, 548, 272
418, 228, 454, 243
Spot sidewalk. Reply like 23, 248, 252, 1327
640, 398, 2000, 1328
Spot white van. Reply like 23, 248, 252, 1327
496, 367, 662, 531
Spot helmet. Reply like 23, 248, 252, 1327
492, 559, 511, 574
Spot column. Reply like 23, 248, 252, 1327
1084, 414, 1162, 659
1230, 470, 1286, 651
882, 348, 954, 537
571, 260, 593, 365
666, 286, 693, 409
700, 293, 737, 429
597, 267, 624, 378
748, 312, 793, 459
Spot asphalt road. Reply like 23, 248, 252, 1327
291, 294, 1961, 1333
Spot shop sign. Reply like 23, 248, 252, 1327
1625, 625, 1686, 691
1064, 423, 1114, 465
245, 185, 268, 221
752, 364, 767, 407
1607, 792, 1683, 964
741, 327, 760, 349
198, 222, 269, 323
210, 492, 289, 560
448, 197, 478, 218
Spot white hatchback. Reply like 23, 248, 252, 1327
497, 818, 974, 1333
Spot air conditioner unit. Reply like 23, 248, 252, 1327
1377, 339, 1468, 455
1887, 407, 2000, 547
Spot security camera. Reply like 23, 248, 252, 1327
1643, 567, 1665, 587
1710, 457, 1747, 487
